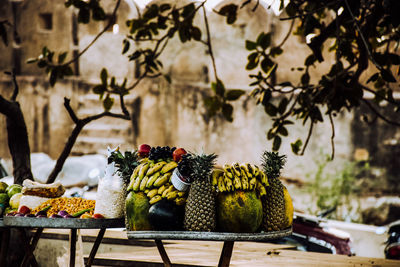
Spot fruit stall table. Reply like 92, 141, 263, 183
3, 216, 124, 267
127, 227, 292, 267
0, 218, 10, 267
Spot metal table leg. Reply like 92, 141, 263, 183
218, 241, 234, 267
70, 228, 77, 267
155, 239, 172, 267
85, 228, 106, 267
0, 228, 10, 266
20, 228, 43, 267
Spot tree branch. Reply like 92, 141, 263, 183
203, 6, 218, 82
63, 97, 79, 124
328, 112, 335, 160
362, 99, 400, 127
300, 121, 314, 155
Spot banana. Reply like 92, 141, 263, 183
249, 177, 257, 190
157, 184, 168, 195
223, 173, 234, 192
146, 172, 161, 188
175, 197, 186, 206
140, 176, 149, 191
133, 175, 143, 192
218, 174, 227, 192
223, 164, 234, 179
232, 163, 242, 177
241, 164, 252, 178
162, 185, 175, 198
160, 161, 178, 174
259, 172, 269, 187
146, 161, 167, 177
147, 188, 159, 199
233, 174, 242, 190
246, 163, 254, 176
256, 181, 267, 197
252, 164, 260, 177
177, 191, 187, 197
240, 168, 249, 190
149, 195, 162, 205
212, 169, 224, 186
131, 163, 143, 179
127, 177, 135, 191
138, 162, 150, 179
154, 172, 172, 187
166, 190, 179, 201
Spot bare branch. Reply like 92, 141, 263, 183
203, 6, 218, 82
119, 94, 130, 118
362, 99, 400, 127
300, 121, 314, 155
276, 19, 295, 48
63, 97, 79, 124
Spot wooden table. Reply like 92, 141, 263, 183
127, 228, 292, 267
3, 216, 124, 267
0, 218, 10, 267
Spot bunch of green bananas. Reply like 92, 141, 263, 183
211, 163, 269, 196
127, 160, 187, 205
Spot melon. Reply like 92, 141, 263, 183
216, 190, 263, 233
125, 191, 152, 231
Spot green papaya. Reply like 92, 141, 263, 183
125, 191, 152, 231
216, 190, 263, 233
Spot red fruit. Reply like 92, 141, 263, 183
173, 148, 187, 162
18, 205, 31, 215
92, 213, 105, 219
138, 144, 151, 158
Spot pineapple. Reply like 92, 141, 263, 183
261, 151, 287, 231
184, 153, 217, 232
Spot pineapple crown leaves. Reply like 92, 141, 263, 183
108, 150, 139, 183
190, 153, 217, 181
261, 151, 286, 179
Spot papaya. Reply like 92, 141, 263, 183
216, 190, 263, 233
283, 187, 294, 229
125, 191, 152, 231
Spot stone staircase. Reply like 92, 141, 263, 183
71, 93, 136, 155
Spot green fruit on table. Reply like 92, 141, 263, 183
216, 190, 263, 233
7, 184, 22, 198
4, 206, 16, 215
0, 181, 8, 193
125, 191, 152, 231
9, 192, 23, 209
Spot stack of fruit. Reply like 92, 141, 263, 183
0, 182, 22, 216
125, 145, 189, 231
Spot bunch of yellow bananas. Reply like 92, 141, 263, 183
211, 163, 269, 196
127, 160, 187, 205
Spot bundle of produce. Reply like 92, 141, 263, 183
125, 145, 188, 231
260, 151, 293, 232
0, 181, 22, 216
31, 197, 96, 218
212, 163, 265, 233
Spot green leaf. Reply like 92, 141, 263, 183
143, 4, 159, 20
93, 84, 106, 95
78, 7, 90, 24
278, 97, 289, 115
285, 2, 297, 17
100, 68, 108, 85
261, 57, 275, 75
129, 50, 141, 61
246, 52, 259, 70
103, 95, 114, 111
160, 4, 171, 12
122, 40, 130, 54
225, 89, 245, 101
366, 73, 379, 84
191, 27, 201, 41
211, 79, 225, 97
62, 66, 74, 76
278, 126, 288, 136
58, 52, 68, 64
270, 46, 283, 57
258, 33, 271, 50
222, 103, 233, 122
245, 40, 257, 51
26, 58, 38, 64
381, 69, 396, 83
227, 13, 237, 24
305, 55, 316, 66
291, 139, 302, 154
264, 103, 278, 116
204, 96, 222, 116
272, 136, 282, 151
92, 7, 106, 21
